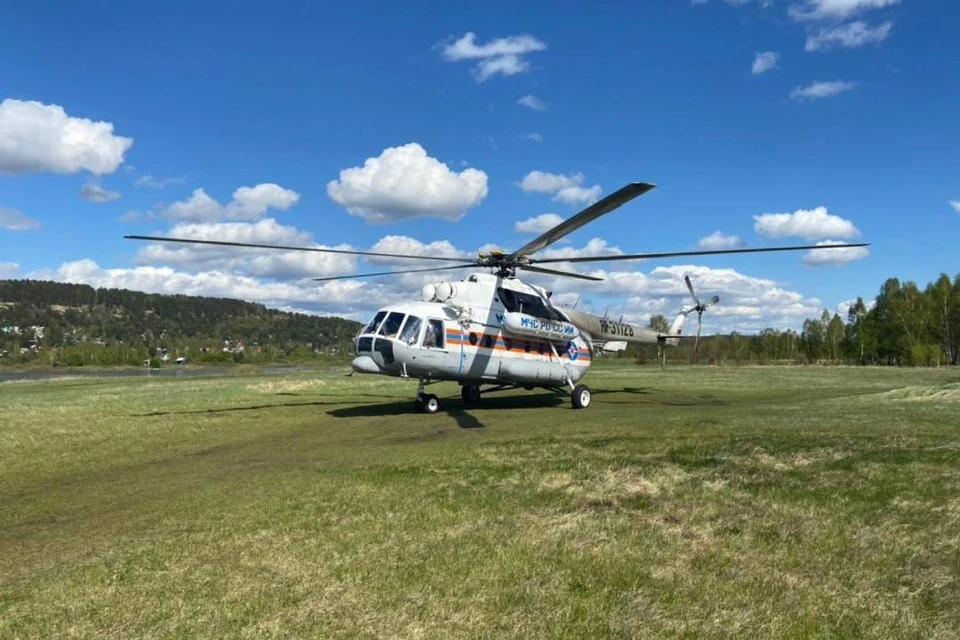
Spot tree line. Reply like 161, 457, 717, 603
638, 271, 959, 366
0, 279, 361, 366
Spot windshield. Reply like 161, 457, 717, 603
377, 312, 405, 338
363, 311, 386, 334
399, 315, 422, 344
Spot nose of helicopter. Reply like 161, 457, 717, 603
350, 355, 381, 374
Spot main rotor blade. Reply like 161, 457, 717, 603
311, 263, 478, 282
519, 264, 604, 281
532, 242, 870, 264
124, 235, 467, 263
508, 182, 656, 259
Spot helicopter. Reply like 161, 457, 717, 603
125, 181, 868, 413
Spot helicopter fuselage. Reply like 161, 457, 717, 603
351, 273, 592, 387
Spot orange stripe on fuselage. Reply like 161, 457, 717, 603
444, 328, 590, 362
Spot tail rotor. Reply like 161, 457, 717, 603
683, 275, 720, 352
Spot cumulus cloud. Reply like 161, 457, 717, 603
789, 80, 856, 100
160, 183, 300, 223
805, 20, 892, 50
133, 218, 356, 280
0, 207, 41, 231
754, 206, 859, 240
29, 258, 385, 319
697, 231, 742, 250
0, 99, 133, 175
802, 240, 870, 265
80, 182, 121, 203
949, 200, 960, 214
752, 51, 779, 74
789, 0, 900, 21
519, 170, 602, 205
515, 213, 565, 234
440, 32, 547, 82
135, 175, 186, 189
327, 143, 488, 223
0, 262, 19, 278
518, 95, 546, 110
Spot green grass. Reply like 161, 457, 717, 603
1, 362, 958, 638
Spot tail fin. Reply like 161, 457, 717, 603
662, 311, 689, 346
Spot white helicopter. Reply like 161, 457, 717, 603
126, 182, 867, 413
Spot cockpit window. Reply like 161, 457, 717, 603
497, 287, 563, 320
377, 312, 405, 338
363, 311, 386, 334
399, 315, 422, 344
423, 319, 445, 349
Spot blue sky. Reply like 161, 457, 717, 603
1, 0, 956, 330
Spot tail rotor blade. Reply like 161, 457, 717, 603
706, 295, 720, 307
684, 275, 700, 306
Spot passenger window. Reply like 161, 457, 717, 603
378, 312, 405, 338
399, 315, 422, 344
363, 311, 387, 334
423, 319, 445, 349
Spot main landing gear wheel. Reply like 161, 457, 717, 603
461, 384, 481, 406
416, 393, 440, 414
571, 384, 591, 409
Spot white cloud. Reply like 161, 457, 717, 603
440, 32, 547, 82
519, 170, 602, 205
802, 240, 870, 265
521, 262, 827, 333
135, 175, 186, 189
789, 79, 856, 100
80, 182, 121, 203
29, 258, 384, 318
518, 95, 546, 110
515, 213, 565, 234
949, 200, 960, 214
327, 142, 488, 223
805, 20, 892, 51
0, 207, 41, 231
835, 297, 875, 316
160, 183, 300, 223
789, 0, 900, 21
0, 99, 133, 175
522, 132, 544, 143
133, 218, 356, 280
698, 231, 742, 250
0, 262, 19, 278
365, 235, 468, 268
754, 206, 859, 240
752, 51, 779, 74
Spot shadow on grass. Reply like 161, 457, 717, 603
327, 393, 566, 426
130, 399, 379, 417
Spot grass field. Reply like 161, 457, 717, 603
1, 362, 958, 638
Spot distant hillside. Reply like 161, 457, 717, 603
0, 279, 361, 365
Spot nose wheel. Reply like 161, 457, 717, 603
415, 393, 440, 414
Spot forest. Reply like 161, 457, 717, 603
2, 271, 958, 368
0, 280, 361, 366
640, 272, 960, 367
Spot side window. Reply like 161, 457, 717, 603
378, 312, 405, 338
423, 319, 445, 349
399, 315, 422, 345
363, 311, 387, 334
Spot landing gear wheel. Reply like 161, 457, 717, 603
461, 384, 481, 406
418, 393, 440, 414
571, 384, 591, 409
